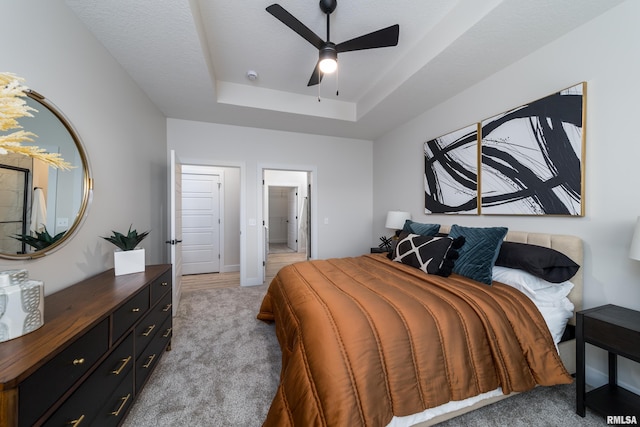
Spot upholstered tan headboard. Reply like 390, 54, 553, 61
438, 225, 584, 321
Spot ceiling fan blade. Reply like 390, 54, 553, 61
307, 61, 323, 87
336, 24, 399, 53
266, 4, 324, 50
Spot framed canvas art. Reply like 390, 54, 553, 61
479, 83, 585, 215
424, 123, 479, 214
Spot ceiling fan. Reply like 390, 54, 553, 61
266, 0, 400, 87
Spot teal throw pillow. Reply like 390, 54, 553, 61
449, 224, 508, 285
402, 220, 440, 236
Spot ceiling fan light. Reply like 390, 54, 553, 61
319, 58, 337, 74
319, 45, 338, 74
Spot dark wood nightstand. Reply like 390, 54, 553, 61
576, 304, 640, 419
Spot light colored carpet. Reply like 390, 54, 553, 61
122, 285, 280, 427
123, 285, 607, 426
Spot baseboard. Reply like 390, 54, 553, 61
586, 366, 640, 395
221, 264, 240, 273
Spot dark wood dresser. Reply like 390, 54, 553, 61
0, 264, 173, 426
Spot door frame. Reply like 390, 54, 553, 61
176, 157, 247, 284
168, 150, 183, 317
258, 164, 317, 284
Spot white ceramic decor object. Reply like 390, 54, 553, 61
114, 248, 145, 276
0, 269, 44, 343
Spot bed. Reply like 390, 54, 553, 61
257, 225, 583, 427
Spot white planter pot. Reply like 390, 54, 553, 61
114, 248, 145, 276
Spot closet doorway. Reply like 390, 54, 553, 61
263, 169, 311, 282
181, 165, 222, 275
267, 186, 299, 253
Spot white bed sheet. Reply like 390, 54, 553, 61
387, 388, 504, 427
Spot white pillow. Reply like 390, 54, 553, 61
492, 266, 573, 302
492, 266, 574, 345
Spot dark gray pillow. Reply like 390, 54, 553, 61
495, 241, 580, 283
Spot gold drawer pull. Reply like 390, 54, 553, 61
69, 414, 85, 426
111, 355, 132, 375
142, 354, 156, 369
110, 393, 131, 417
162, 303, 172, 312
162, 328, 173, 338
132, 307, 140, 312
72, 358, 85, 366
161, 281, 168, 287
142, 324, 156, 337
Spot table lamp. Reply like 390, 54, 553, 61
379, 211, 411, 251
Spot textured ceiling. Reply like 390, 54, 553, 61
64, 0, 624, 140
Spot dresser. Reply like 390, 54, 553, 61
0, 264, 173, 427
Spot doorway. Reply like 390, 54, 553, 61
267, 186, 299, 253
181, 166, 221, 275
263, 169, 312, 282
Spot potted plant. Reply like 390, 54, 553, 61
101, 225, 150, 276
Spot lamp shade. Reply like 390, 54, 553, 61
385, 211, 411, 230
630, 216, 640, 260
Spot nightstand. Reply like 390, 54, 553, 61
576, 304, 640, 419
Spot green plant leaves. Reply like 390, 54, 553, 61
101, 225, 150, 251
12, 226, 66, 250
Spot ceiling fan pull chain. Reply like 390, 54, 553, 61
336, 63, 339, 97
318, 77, 321, 102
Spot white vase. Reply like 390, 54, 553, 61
114, 248, 145, 276
0, 269, 45, 342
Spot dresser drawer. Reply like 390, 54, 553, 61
113, 286, 150, 341
135, 321, 171, 392
19, 319, 109, 427
150, 269, 171, 306
92, 370, 135, 427
158, 314, 173, 344
135, 291, 172, 358
583, 312, 640, 362
41, 333, 134, 427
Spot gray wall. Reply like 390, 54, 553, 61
373, 0, 640, 392
167, 119, 373, 286
0, 1, 168, 294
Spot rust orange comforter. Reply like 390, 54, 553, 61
257, 253, 572, 427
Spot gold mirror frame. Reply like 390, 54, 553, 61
0, 90, 93, 260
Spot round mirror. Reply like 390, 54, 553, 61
0, 90, 92, 259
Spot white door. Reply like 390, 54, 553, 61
287, 187, 298, 251
169, 150, 183, 317
181, 172, 221, 275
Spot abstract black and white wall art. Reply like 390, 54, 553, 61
423, 83, 586, 216
424, 124, 479, 214
480, 83, 585, 215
